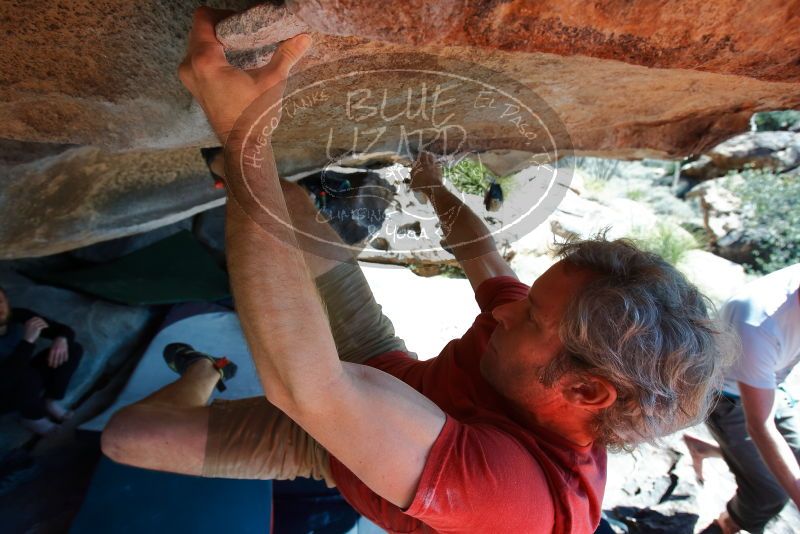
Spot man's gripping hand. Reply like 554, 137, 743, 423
23, 316, 48, 344
178, 7, 312, 144
409, 152, 446, 202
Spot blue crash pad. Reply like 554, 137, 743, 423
70, 455, 272, 534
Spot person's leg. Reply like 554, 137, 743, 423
683, 433, 723, 484
104, 172, 408, 481
6, 359, 48, 421
101, 359, 220, 476
706, 396, 790, 533
31, 341, 84, 420
279, 178, 360, 279
213, 150, 358, 279
280, 177, 413, 362
314, 261, 414, 363
102, 355, 335, 485
3, 355, 59, 434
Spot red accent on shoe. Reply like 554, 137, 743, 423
213, 357, 230, 370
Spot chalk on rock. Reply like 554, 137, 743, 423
216, 4, 310, 52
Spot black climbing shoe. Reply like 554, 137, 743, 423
200, 147, 225, 190
163, 342, 238, 392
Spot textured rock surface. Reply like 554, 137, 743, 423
2, 0, 797, 152
603, 427, 800, 533
685, 176, 753, 263
286, 0, 800, 83
217, 2, 310, 51
682, 131, 800, 181
1, 1, 799, 257
0, 146, 225, 259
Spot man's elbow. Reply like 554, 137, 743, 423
263, 383, 297, 415
263, 372, 349, 423
260, 374, 319, 418
745, 420, 774, 442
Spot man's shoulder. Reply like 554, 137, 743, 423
401, 416, 557, 531
409, 417, 604, 532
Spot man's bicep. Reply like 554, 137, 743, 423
739, 382, 777, 428
459, 250, 517, 292
288, 362, 446, 509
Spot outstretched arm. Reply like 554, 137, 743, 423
180, 7, 445, 508
739, 382, 800, 508
410, 153, 517, 291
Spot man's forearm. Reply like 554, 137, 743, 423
748, 422, 800, 506
224, 142, 342, 409
428, 186, 497, 261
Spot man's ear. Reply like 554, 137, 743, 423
561, 374, 617, 411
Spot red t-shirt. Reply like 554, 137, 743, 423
329, 276, 606, 533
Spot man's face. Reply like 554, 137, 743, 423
480, 260, 598, 409
0, 291, 9, 327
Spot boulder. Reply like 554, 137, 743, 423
282, 0, 800, 82
684, 176, 762, 266
0, 146, 225, 259
217, 3, 310, 52
1, 0, 799, 258
682, 131, 800, 181
676, 249, 749, 307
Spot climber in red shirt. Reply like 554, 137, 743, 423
102, 8, 727, 533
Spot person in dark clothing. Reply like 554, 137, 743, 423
0, 287, 84, 435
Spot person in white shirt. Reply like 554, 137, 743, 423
686, 263, 800, 534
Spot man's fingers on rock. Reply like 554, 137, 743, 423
189, 7, 234, 48
185, 8, 233, 75
264, 34, 312, 78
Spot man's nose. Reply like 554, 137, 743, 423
492, 301, 518, 329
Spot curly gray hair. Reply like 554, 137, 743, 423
540, 237, 733, 451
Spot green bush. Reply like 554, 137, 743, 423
633, 222, 698, 266
751, 110, 800, 132
729, 169, 800, 273
442, 158, 512, 197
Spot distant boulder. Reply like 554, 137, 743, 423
682, 131, 800, 181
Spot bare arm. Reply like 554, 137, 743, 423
180, 7, 445, 508
411, 154, 517, 291
739, 382, 800, 507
